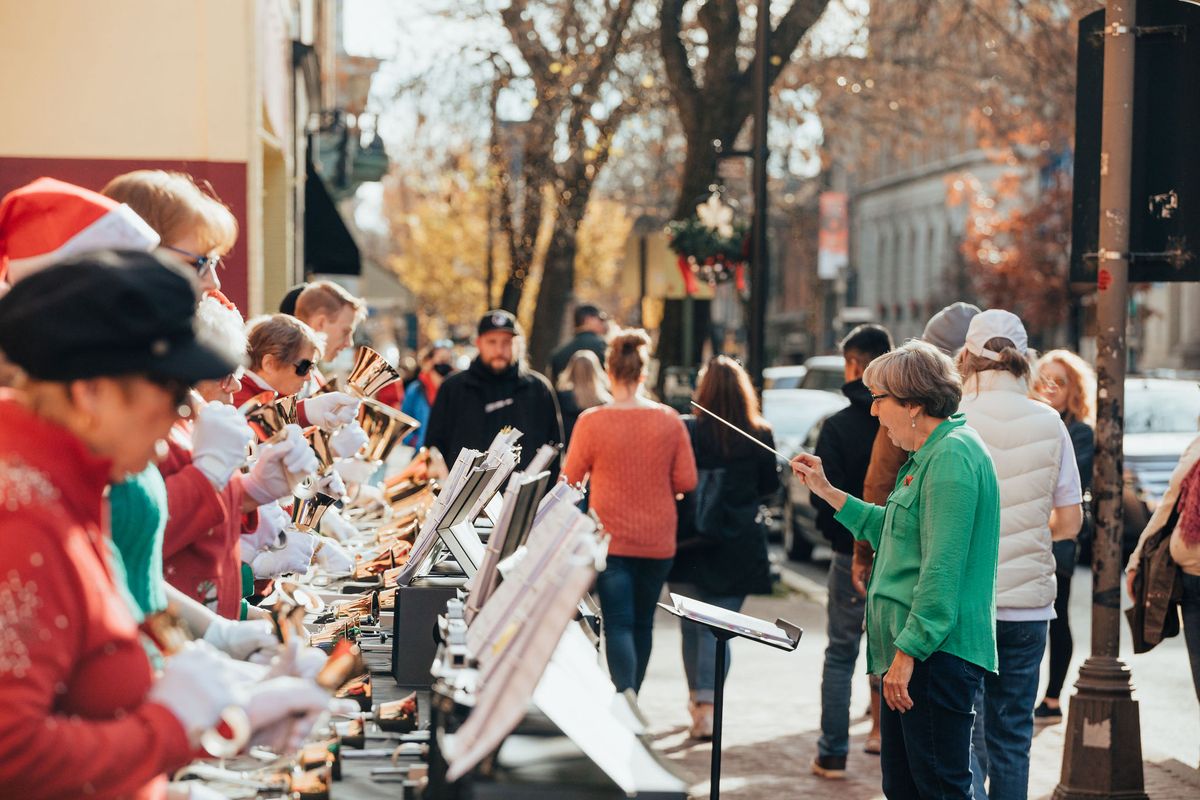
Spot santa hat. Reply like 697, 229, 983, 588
0, 177, 160, 284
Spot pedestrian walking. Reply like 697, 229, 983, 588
556, 349, 612, 448
668, 355, 778, 739
791, 340, 1000, 800
549, 303, 610, 384
424, 310, 563, 471
957, 311, 1082, 800
562, 329, 698, 694
400, 340, 454, 448
810, 324, 894, 778
1032, 350, 1096, 724
1126, 436, 1200, 715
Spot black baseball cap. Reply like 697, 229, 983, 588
477, 309, 520, 336
279, 282, 307, 315
0, 249, 238, 383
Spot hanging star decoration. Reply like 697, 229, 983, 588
666, 191, 750, 294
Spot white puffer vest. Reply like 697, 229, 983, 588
958, 371, 1062, 609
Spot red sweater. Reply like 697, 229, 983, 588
562, 403, 698, 559
159, 424, 256, 620
0, 396, 191, 799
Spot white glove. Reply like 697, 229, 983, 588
349, 482, 386, 509
243, 425, 319, 504
167, 782, 231, 800
148, 642, 240, 746
334, 457, 377, 487
191, 403, 254, 490
202, 617, 277, 661
251, 529, 317, 578
313, 536, 354, 576
330, 421, 370, 459
319, 507, 357, 543
244, 676, 335, 753
301, 392, 361, 430
316, 470, 347, 500
261, 638, 328, 680
242, 502, 289, 558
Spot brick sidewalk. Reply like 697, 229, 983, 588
637, 588, 1200, 799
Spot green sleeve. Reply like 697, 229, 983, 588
834, 495, 885, 550
892, 448, 979, 660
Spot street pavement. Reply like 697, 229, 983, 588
635, 549, 1200, 799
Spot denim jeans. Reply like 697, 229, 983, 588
818, 552, 868, 758
670, 583, 744, 703
970, 620, 1048, 800
880, 651, 984, 799
595, 555, 673, 694
1182, 573, 1200, 709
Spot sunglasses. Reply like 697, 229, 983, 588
293, 359, 315, 377
163, 245, 223, 279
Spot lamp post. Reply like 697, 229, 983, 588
747, 0, 771, 391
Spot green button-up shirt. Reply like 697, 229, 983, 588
835, 413, 1000, 675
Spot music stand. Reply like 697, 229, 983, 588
658, 593, 802, 800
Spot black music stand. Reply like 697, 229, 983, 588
658, 594, 802, 800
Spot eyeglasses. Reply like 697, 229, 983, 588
870, 392, 890, 403
163, 245, 223, 279
1037, 376, 1068, 390
293, 359, 315, 377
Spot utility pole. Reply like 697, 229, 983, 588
1054, 2, 1146, 797
747, 0, 770, 390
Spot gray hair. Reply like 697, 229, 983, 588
862, 339, 962, 419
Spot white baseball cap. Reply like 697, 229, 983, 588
964, 309, 1028, 361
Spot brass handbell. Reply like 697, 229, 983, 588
303, 426, 337, 472
292, 491, 338, 532
245, 394, 300, 442
345, 346, 403, 399
357, 399, 420, 463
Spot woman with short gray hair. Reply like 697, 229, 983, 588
792, 339, 1001, 799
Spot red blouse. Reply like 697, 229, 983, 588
0, 394, 191, 799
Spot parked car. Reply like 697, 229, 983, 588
763, 365, 807, 390
761, 388, 850, 561
1120, 377, 1200, 560
798, 355, 846, 393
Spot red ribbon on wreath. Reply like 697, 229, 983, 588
677, 254, 699, 295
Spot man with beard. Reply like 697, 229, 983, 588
424, 310, 563, 471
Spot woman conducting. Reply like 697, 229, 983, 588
792, 340, 1000, 799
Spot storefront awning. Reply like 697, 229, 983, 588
304, 157, 361, 276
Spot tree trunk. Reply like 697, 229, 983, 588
527, 211, 581, 373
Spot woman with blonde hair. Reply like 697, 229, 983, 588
562, 329, 697, 694
556, 349, 612, 447
1032, 349, 1096, 724
103, 170, 237, 294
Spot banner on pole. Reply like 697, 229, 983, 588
818, 191, 849, 280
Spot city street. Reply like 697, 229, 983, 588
637, 551, 1200, 799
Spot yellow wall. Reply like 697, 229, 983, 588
0, 0, 253, 162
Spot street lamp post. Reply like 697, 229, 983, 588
1054, 2, 1147, 797
747, 0, 771, 391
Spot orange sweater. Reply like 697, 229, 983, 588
562, 403, 698, 559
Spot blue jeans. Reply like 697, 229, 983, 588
970, 620, 1048, 800
818, 552, 868, 758
880, 651, 984, 799
671, 583, 744, 703
596, 555, 673, 694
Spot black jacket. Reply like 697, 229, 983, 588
669, 416, 780, 596
812, 379, 880, 555
549, 331, 607, 384
424, 357, 564, 472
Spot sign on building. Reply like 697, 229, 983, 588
818, 191, 849, 280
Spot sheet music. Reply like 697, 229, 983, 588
524, 442, 559, 475
464, 448, 518, 523
669, 593, 799, 649
393, 448, 483, 585
439, 520, 487, 578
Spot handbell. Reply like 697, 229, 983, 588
245, 394, 300, 441
303, 426, 338, 472
292, 491, 338, 532
357, 398, 420, 463
345, 346, 403, 399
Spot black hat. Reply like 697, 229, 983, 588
0, 249, 237, 383
573, 303, 608, 327
477, 309, 519, 336
279, 282, 307, 316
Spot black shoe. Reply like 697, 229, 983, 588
1034, 701, 1062, 725
812, 755, 847, 779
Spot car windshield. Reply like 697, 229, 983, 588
800, 370, 845, 391
1125, 384, 1200, 434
